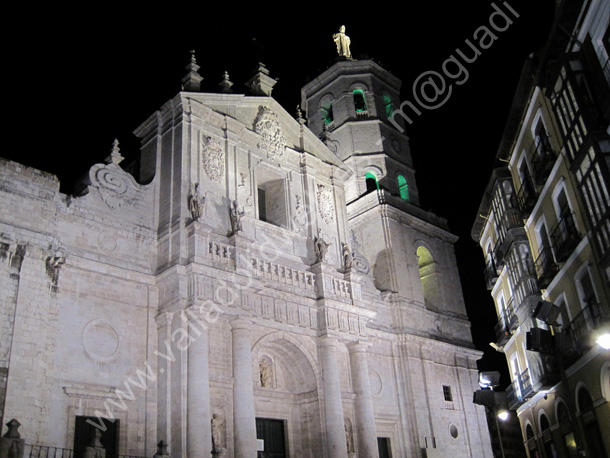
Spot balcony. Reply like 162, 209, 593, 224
492, 237, 508, 269
567, 302, 610, 355
506, 368, 534, 410
484, 257, 499, 290
534, 246, 559, 289
492, 215, 524, 269
550, 210, 581, 262
494, 319, 512, 346
506, 297, 519, 333
531, 137, 558, 186
516, 179, 537, 218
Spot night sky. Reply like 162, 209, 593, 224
5, 2, 556, 386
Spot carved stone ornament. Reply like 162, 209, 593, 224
254, 106, 286, 159
316, 184, 335, 224
201, 135, 225, 183
85, 140, 142, 209
351, 230, 371, 274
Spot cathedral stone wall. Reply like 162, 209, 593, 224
0, 55, 492, 458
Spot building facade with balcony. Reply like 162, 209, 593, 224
472, 1, 610, 457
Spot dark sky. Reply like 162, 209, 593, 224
5, 2, 555, 385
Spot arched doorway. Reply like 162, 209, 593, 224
252, 333, 322, 458
577, 387, 608, 458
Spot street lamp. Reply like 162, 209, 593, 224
497, 410, 509, 422
474, 371, 511, 458
595, 331, 610, 350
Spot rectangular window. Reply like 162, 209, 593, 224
377, 437, 392, 458
258, 188, 267, 222
442, 385, 453, 402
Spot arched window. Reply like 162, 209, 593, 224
397, 175, 409, 201
365, 172, 379, 193
416, 246, 440, 311
540, 414, 555, 458
577, 388, 608, 457
526, 424, 535, 440
353, 89, 367, 112
557, 401, 577, 457
525, 423, 538, 457
383, 92, 393, 117
321, 102, 334, 125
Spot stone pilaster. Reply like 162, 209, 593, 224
155, 312, 173, 450
231, 317, 257, 458
318, 336, 348, 458
348, 341, 379, 458
186, 308, 212, 458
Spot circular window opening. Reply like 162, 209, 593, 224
449, 423, 459, 439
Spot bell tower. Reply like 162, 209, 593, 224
301, 26, 471, 342
301, 31, 419, 207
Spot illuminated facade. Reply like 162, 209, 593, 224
472, 1, 610, 457
0, 34, 492, 457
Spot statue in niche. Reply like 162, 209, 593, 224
333, 25, 352, 59
211, 413, 225, 453
45, 248, 65, 292
188, 182, 206, 221
314, 228, 331, 263
342, 242, 353, 271
229, 200, 244, 234
259, 356, 273, 387
83, 429, 105, 458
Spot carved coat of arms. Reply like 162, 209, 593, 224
201, 135, 225, 182
316, 184, 335, 224
254, 106, 286, 159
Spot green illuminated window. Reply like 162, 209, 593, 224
321, 103, 334, 125
365, 172, 379, 193
353, 89, 367, 112
383, 93, 393, 117
398, 175, 409, 201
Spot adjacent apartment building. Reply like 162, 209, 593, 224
472, 0, 610, 457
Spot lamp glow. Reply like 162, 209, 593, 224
596, 332, 610, 350
497, 410, 509, 421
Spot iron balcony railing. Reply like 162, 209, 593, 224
531, 136, 558, 186
484, 257, 499, 290
492, 237, 508, 269
534, 246, 559, 289
494, 315, 512, 346
23, 445, 73, 458
492, 213, 524, 269
506, 296, 519, 333
550, 209, 581, 262
516, 179, 537, 218
506, 368, 534, 410
23, 445, 148, 458
567, 302, 610, 354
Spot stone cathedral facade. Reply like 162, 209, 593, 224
0, 33, 492, 458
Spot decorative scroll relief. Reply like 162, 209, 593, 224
201, 135, 225, 183
254, 106, 286, 159
316, 184, 335, 224
90, 165, 135, 209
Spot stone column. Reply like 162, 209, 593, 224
318, 336, 348, 458
231, 317, 257, 458
348, 341, 379, 458
186, 308, 212, 458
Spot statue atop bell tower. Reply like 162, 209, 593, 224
333, 25, 352, 59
